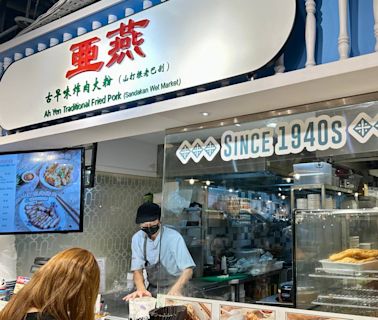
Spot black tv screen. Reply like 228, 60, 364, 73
0, 148, 84, 234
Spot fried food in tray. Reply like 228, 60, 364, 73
24, 201, 60, 229
329, 248, 378, 263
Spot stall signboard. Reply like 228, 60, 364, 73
176, 112, 378, 164
0, 0, 296, 130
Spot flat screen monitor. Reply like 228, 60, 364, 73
0, 148, 84, 234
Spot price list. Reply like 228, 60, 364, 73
0, 155, 17, 233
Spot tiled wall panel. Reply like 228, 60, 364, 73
15, 172, 161, 291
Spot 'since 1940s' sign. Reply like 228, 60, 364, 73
176, 112, 378, 164
0, 0, 296, 130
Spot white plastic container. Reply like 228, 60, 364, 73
296, 198, 307, 209
129, 297, 157, 320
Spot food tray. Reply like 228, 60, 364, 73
320, 259, 378, 274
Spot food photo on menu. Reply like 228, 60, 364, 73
220, 305, 275, 320
0, 149, 82, 234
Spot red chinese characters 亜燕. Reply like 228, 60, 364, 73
65, 37, 104, 79
106, 18, 150, 67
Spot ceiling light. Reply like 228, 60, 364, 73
281, 195, 286, 200
278, 193, 282, 197
228, 188, 233, 193
235, 123, 241, 127
293, 173, 301, 180
285, 178, 292, 183
201, 112, 209, 116
220, 121, 225, 126
205, 180, 211, 186
267, 122, 277, 128
185, 178, 198, 184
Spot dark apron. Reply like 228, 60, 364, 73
144, 227, 178, 296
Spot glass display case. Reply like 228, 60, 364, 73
161, 99, 378, 316
295, 208, 378, 317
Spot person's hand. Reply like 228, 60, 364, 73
122, 289, 152, 301
167, 287, 182, 296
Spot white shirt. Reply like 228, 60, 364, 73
130, 226, 195, 276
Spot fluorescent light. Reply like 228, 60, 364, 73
201, 112, 209, 116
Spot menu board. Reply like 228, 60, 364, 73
0, 149, 83, 234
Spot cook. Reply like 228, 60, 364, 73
124, 202, 195, 300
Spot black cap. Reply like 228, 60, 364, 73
136, 202, 161, 224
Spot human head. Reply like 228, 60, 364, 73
136, 202, 161, 238
0, 247, 100, 320
135, 202, 161, 224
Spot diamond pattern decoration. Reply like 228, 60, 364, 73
202, 137, 221, 162
348, 112, 378, 144
176, 136, 220, 164
353, 118, 372, 138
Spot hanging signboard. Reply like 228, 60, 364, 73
0, 0, 296, 130
176, 112, 378, 164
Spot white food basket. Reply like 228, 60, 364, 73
320, 259, 378, 275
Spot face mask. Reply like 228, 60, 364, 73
142, 225, 160, 238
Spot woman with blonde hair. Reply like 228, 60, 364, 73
0, 247, 100, 320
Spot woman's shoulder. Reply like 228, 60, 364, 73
25, 313, 56, 320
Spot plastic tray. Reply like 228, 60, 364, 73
320, 259, 378, 274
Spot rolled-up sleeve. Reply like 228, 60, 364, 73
130, 234, 145, 271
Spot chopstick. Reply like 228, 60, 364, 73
56, 195, 80, 225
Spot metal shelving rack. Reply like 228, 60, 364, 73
290, 184, 354, 209
294, 207, 378, 316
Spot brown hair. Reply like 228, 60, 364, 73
0, 247, 100, 320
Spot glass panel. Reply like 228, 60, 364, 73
161, 100, 378, 316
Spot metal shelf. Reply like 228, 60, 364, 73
295, 208, 378, 216
291, 184, 354, 210
312, 288, 378, 310
309, 268, 378, 281
291, 184, 354, 194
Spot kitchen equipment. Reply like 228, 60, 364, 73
293, 162, 332, 185
232, 248, 261, 259
349, 236, 360, 248
296, 198, 307, 209
307, 194, 320, 209
278, 281, 293, 302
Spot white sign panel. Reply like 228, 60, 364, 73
176, 112, 378, 164
0, 0, 296, 130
